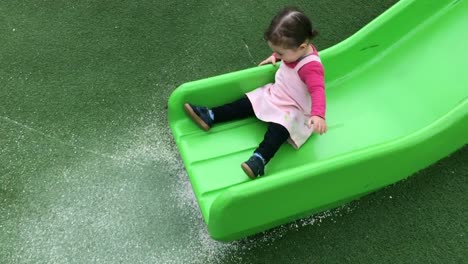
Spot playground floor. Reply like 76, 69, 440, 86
1, 1, 466, 263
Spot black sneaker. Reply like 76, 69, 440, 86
241, 155, 265, 179
183, 103, 213, 131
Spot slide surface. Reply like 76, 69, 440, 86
168, 0, 468, 241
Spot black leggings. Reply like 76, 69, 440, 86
212, 96, 290, 164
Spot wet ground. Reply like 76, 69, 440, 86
1, 1, 466, 263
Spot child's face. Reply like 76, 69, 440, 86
268, 41, 310, 63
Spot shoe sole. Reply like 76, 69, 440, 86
183, 103, 210, 131
241, 163, 257, 179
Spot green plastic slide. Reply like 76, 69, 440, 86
168, 0, 468, 241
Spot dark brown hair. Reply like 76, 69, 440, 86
264, 7, 318, 48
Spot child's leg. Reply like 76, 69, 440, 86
255, 122, 290, 164
211, 96, 254, 123
242, 122, 289, 179
184, 96, 254, 131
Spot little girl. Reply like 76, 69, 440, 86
184, 7, 327, 179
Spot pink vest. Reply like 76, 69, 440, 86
246, 54, 322, 148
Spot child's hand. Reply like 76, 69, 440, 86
308, 116, 327, 135
258, 55, 277, 66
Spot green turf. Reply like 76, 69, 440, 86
1, 0, 466, 263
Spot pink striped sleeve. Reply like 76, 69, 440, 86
298, 62, 326, 119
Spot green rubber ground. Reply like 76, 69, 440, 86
1, 1, 466, 263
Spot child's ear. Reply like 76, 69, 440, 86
299, 43, 308, 49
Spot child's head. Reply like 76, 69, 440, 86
264, 7, 318, 62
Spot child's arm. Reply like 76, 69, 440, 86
298, 62, 328, 134
258, 53, 279, 66
299, 62, 326, 118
